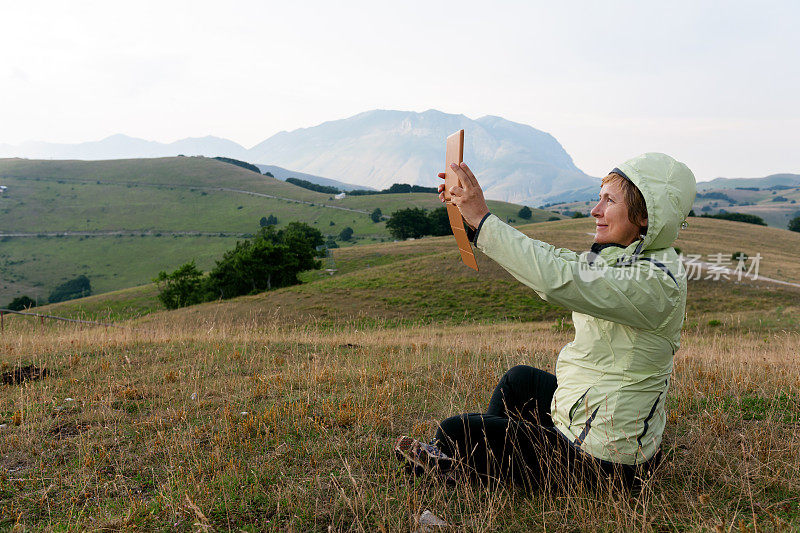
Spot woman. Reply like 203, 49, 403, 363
395, 152, 696, 490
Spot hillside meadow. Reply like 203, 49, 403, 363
1, 217, 799, 530
0, 157, 549, 305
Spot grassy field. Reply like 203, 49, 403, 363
29, 216, 800, 326
0, 157, 553, 304
1, 216, 798, 530
1, 297, 798, 530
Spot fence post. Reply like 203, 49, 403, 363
1, 311, 4, 332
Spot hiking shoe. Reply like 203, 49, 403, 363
394, 436, 453, 476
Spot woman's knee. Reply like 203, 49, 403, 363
501, 364, 535, 385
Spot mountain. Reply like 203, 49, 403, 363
256, 164, 372, 191
696, 173, 800, 191
0, 134, 249, 160
0, 110, 598, 205
248, 109, 598, 205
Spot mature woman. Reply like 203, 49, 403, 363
395, 152, 696, 490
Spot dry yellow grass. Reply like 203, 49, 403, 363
3, 217, 799, 530
1, 305, 798, 530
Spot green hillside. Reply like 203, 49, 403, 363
5, 216, 799, 531
33, 217, 800, 331
0, 157, 554, 304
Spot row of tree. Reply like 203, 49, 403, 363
385, 207, 452, 240
154, 222, 323, 309
284, 178, 438, 197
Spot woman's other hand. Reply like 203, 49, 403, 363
437, 162, 490, 229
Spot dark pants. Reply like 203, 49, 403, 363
434, 365, 656, 491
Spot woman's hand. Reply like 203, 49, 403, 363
437, 162, 490, 229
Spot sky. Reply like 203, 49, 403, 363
1, 0, 798, 181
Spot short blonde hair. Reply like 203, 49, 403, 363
602, 173, 648, 230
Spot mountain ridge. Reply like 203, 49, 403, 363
3, 109, 797, 205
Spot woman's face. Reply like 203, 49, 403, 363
590, 181, 645, 246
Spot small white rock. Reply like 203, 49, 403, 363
191, 393, 198, 401
240, 411, 248, 416
65, 398, 74, 402
0, 424, 8, 430
416, 509, 449, 531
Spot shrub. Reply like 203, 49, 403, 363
386, 208, 433, 240
213, 157, 261, 173
155, 223, 323, 308
518, 206, 532, 220
153, 261, 206, 310
7, 295, 36, 311
260, 214, 278, 227
339, 227, 354, 241
700, 212, 767, 226
286, 178, 340, 195
48, 275, 91, 303
427, 207, 451, 236
788, 216, 800, 233
370, 208, 383, 223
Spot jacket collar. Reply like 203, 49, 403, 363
587, 239, 646, 266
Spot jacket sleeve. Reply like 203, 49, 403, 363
476, 215, 680, 330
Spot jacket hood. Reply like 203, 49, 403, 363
613, 153, 696, 251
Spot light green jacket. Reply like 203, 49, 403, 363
476, 153, 696, 465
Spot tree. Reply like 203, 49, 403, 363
153, 261, 207, 310
518, 206, 532, 220
339, 226, 354, 241
427, 207, 452, 236
386, 183, 412, 194
789, 216, 800, 233
370, 208, 383, 223
7, 295, 36, 311
701, 212, 767, 226
282, 222, 325, 268
260, 214, 278, 227
207, 223, 323, 300
286, 177, 340, 195
572, 212, 587, 218
386, 208, 431, 239
48, 275, 92, 303
213, 156, 261, 173
154, 223, 324, 308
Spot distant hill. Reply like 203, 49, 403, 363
0, 109, 599, 205
256, 164, 372, 192
0, 134, 249, 160
545, 170, 800, 229
697, 173, 800, 191
248, 109, 599, 205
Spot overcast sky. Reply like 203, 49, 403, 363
1, 0, 798, 181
